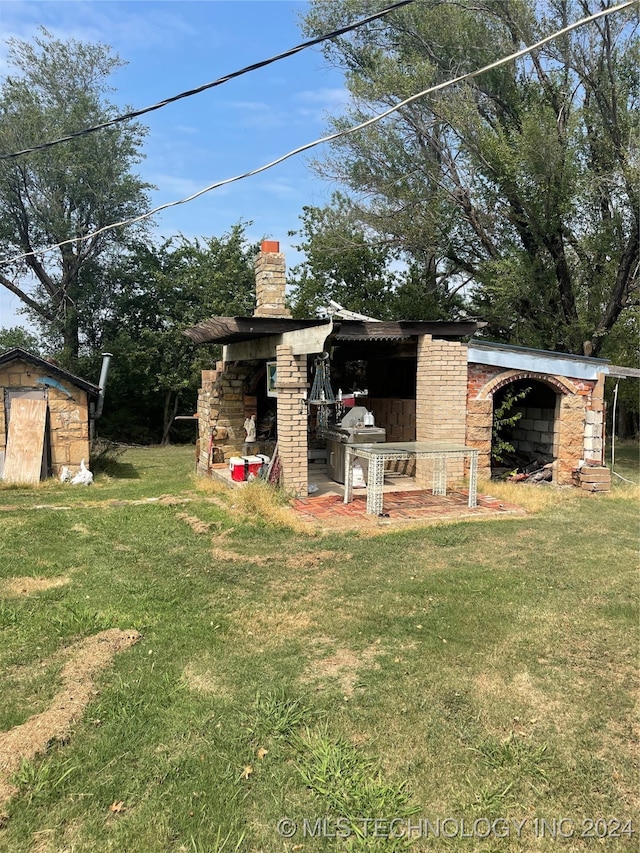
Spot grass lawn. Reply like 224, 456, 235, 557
0, 443, 638, 852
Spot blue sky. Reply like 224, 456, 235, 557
0, 0, 350, 328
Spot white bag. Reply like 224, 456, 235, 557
352, 461, 366, 488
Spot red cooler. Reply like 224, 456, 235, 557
229, 457, 247, 481
229, 455, 264, 481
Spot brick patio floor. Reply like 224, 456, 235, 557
291, 488, 524, 523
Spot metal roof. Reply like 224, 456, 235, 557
184, 316, 331, 345
185, 316, 479, 346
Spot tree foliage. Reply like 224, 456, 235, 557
288, 202, 399, 318
88, 224, 258, 444
0, 28, 151, 366
301, 0, 639, 356
288, 199, 466, 319
0, 326, 41, 355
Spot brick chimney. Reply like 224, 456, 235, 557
253, 240, 291, 318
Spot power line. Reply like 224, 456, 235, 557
0, 0, 414, 161
1, 0, 635, 269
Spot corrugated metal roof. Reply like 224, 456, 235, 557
185, 316, 479, 345
184, 317, 331, 345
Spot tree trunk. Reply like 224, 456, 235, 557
61, 305, 80, 370
161, 390, 180, 445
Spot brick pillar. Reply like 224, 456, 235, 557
415, 337, 468, 488
275, 345, 308, 496
556, 394, 586, 484
254, 240, 291, 319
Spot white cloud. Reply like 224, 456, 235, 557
223, 99, 287, 130
295, 86, 350, 107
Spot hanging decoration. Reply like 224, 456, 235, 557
308, 353, 336, 436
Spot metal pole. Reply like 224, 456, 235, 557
610, 380, 619, 469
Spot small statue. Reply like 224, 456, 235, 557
244, 414, 257, 443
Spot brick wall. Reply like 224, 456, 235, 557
415, 337, 468, 487
275, 345, 308, 496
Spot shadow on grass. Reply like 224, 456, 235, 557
95, 461, 141, 480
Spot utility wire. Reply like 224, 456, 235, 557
0, 0, 414, 161
1, 0, 635, 268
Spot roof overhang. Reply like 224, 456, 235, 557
184, 317, 331, 346
332, 320, 479, 341
185, 316, 480, 359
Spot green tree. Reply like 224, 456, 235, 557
90, 225, 258, 444
0, 28, 151, 367
0, 326, 42, 355
301, 0, 639, 356
288, 199, 467, 320
288, 202, 399, 318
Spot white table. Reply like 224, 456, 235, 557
343, 441, 479, 515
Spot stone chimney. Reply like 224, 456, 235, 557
253, 240, 291, 318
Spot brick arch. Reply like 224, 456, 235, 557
477, 369, 579, 400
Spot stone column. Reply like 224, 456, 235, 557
275, 344, 308, 496
556, 394, 586, 484
585, 373, 606, 466
465, 399, 493, 480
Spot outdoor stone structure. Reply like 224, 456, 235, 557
190, 242, 619, 496
0, 350, 99, 480
196, 360, 260, 472
466, 362, 604, 484
253, 240, 291, 319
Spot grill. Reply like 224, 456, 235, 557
325, 406, 386, 484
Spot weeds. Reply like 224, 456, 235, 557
12, 757, 77, 805
232, 479, 315, 534
243, 691, 317, 743
297, 727, 417, 821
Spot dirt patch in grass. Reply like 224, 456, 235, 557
284, 549, 346, 570
474, 669, 563, 731
209, 546, 269, 565
1, 576, 71, 597
230, 604, 314, 646
181, 662, 230, 697
0, 629, 140, 809
176, 512, 215, 534
301, 641, 384, 697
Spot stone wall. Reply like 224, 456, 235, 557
466, 363, 602, 484
508, 405, 556, 455
196, 361, 262, 473
366, 398, 415, 441
0, 358, 90, 478
253, 241, 291, 319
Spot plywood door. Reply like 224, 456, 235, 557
3, 397, 48, 484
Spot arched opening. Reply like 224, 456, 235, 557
491, 378, 559, 478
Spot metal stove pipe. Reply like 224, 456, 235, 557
94, 352, 113, 419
